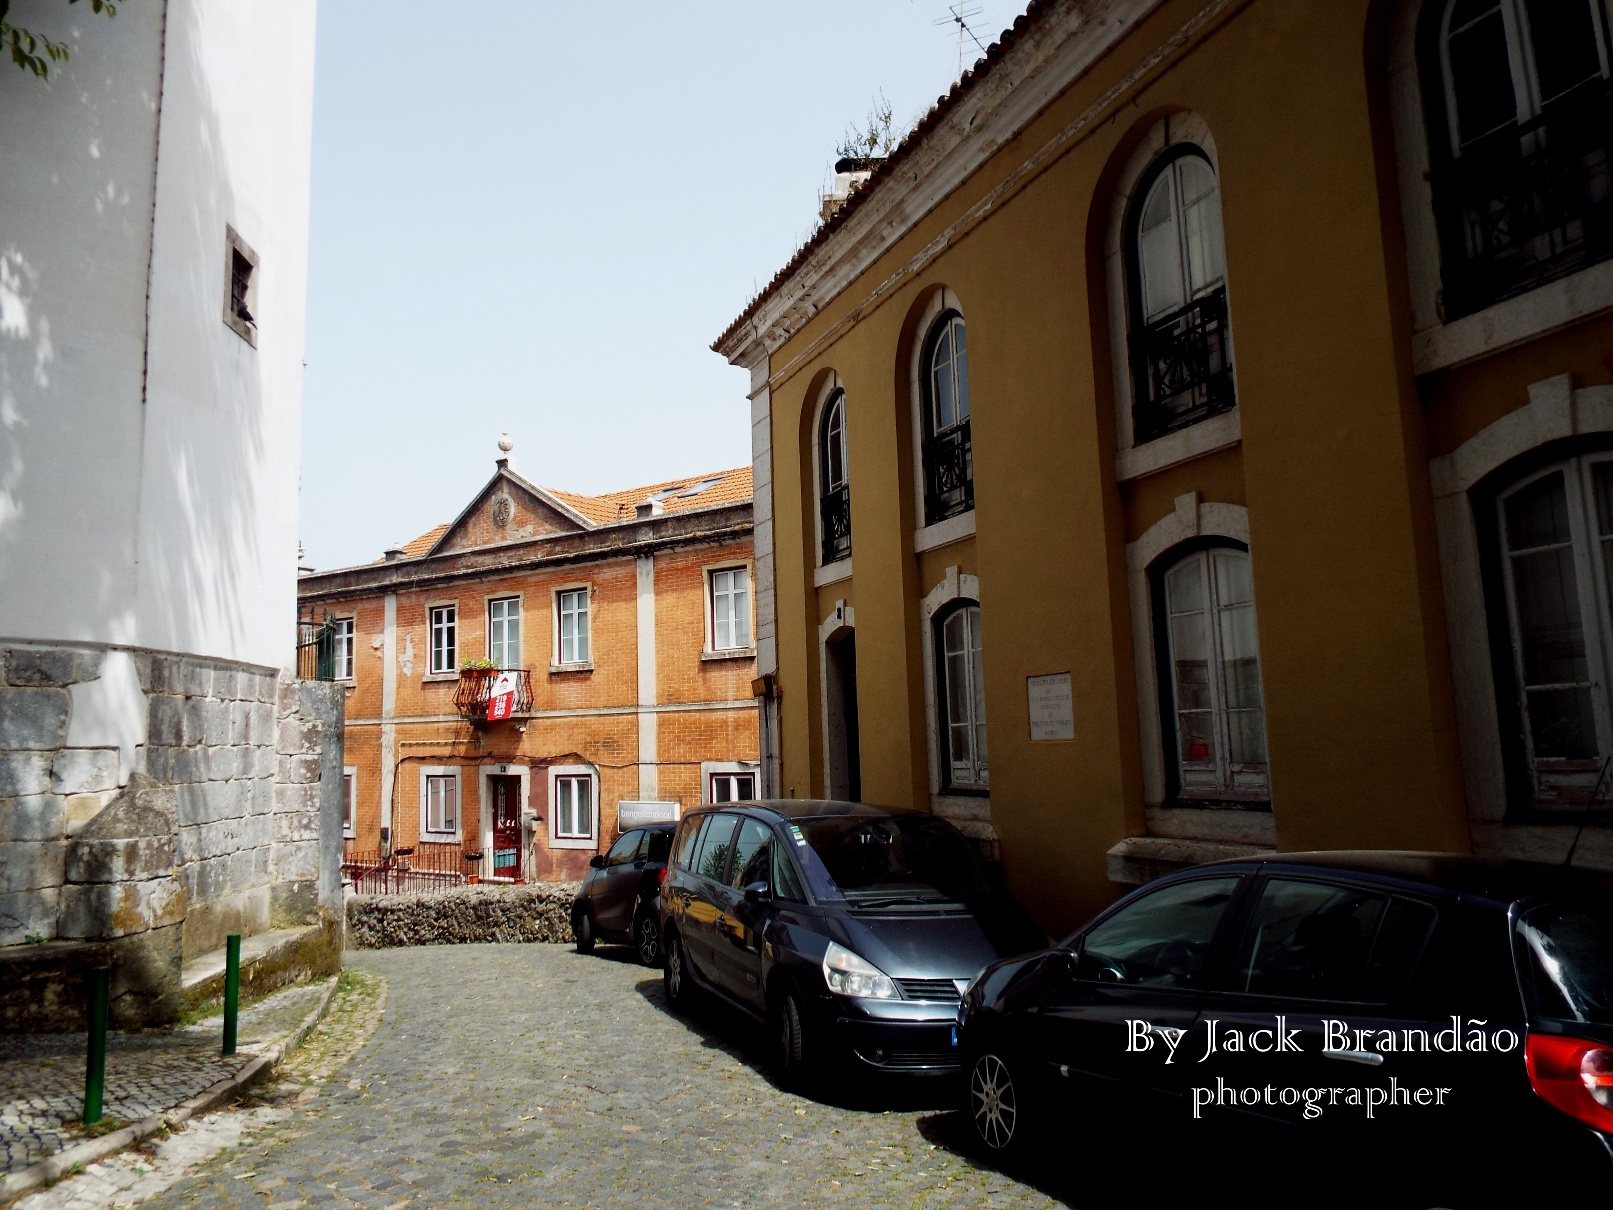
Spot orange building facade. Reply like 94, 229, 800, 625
296, 452, 759, 883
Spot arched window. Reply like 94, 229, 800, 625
920, 312, 974, 525
1157, 545, 1267, 799
1423, 0, 1613, 316
1127, 147, 1234, 445
936, 601, 987, 789
818, 389, 851, 565
1493, 452, 1613, 803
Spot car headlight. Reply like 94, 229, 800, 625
821, 940, 898, 999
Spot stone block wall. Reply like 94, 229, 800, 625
0, 641, 345, 1030
346, 882, 580, 949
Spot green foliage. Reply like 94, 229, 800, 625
23, 932, 46, 945
460, 657, 498, 671
836, 91, 898, 161
2, 0, 119, 80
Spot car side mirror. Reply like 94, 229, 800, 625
743, 881, 770, 904
1047, 949, 1079, 983
589, 854, 607, 870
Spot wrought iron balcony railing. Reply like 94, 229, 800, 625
454, 667, 534, 724
1431, 80, 1613, 321
1131, 286, 1235, 445
820, 484, 852, 565
922, 420, 973, 526
296, 616, 337, 681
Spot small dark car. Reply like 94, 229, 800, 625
957, 852, 1613, 1195
658, 800, 1044, 1084
571, 823, 676, 966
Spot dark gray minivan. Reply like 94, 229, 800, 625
658, 799, 1044, 1086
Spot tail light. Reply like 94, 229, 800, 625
1525, 1033, 1613, 1133
657, 866, 667, 887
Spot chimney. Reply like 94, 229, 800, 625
296, 542, 315, 576
384, 540, 407, 562
820, 156, 881, 223
635, 498, 664, 520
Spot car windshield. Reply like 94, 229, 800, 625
797, 814, 989, 906
1517, 901, 1613, 1026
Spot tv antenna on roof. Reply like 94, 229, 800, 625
935, 3, 987, 80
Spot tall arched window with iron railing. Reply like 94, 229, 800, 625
1420, 0, 1613, 317
1126, 145, 1235, 445
920, 312, 973, 525
819, 388, 851, 565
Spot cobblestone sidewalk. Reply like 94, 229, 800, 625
12, 971, 388, 1210
1, 982, 332, 1177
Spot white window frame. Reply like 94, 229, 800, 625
702, 761, 761, 806
705, 562, 754, 655
486, 594, 523, 670
331, 616, 356, 683
812, 374, 853, 575
908, 288, 980, 552
936, 601, 989, 791
427, 602, 458, 677
549, 764, 599, 850
920, 568, 993, 823
551, 582, 593, 670
342, 766, 357, 839
419, 765, 462, 842
1157, 545, 1270, 801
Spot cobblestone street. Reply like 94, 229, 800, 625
129, 945, 1066, 1210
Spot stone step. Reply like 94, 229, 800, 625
180, 923, 334, 1011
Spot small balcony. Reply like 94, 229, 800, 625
820, 484, 852, 565
454, 667, 534, 725
296, 615, 337, 681
1130, 286, 1235, 445
922, 420, 974, 526
1431, 80, 1613, 321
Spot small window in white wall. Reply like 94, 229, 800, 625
223, 225, 259, 347
937, 603, 988, 789
557, 588, 591, 664
429, 605, 457, 674
422, 769, 460, 839
1159, 546, 1268, 798
710, 567, 752, 651
332, 617, 356, 682
554, 774, 594, 841
488, 596, 522, 668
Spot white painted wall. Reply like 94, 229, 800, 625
0, 0, 317, 671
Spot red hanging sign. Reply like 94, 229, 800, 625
487, 670, 518, 721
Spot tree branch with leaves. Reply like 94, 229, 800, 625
1, 0, 118, 80
836, 91, 900, 161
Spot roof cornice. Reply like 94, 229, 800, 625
713, 0, 1165, 369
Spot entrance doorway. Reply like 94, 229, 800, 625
489, 775, 523, 881
825, 630, 861, 802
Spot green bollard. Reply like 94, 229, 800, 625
84, 966, 109, 1126
222, 934, 241, 1056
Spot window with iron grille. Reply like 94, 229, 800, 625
488, 596, 521, 668
1126, 146, 1235, 445
936, 602, 988, 790
920, 313, 974, 526
819, 389, 852, 565
710, 566, 751, 651
332, 617, 355, 682
1420, 0, 1613, 318
557, 588, 590, 664
429, 605, 457, 674
222, 225, 259, 346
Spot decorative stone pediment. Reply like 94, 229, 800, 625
430, 473, 589, 555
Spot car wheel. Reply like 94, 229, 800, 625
634, 910, 662, 966
571, 905, 595, 954
663, 931, 694, 1009
968, 1051, 1025, 1154
774, 986, 813, 1089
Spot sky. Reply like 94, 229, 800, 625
299, 0, 1028, 571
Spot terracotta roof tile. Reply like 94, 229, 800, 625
712, 1, 1052, 353
388, 467, 752, 559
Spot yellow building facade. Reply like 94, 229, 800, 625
717, 0, 1613, 933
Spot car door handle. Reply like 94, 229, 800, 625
1323, 1049, 1384, 1067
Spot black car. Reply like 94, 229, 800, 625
957, 852, 1613, 1195
571, 823, 676, 966
658, 800, 1044, 1084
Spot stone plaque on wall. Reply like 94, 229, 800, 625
1027, 673, 1074, 742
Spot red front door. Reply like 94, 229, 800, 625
490, 775, 522, 882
